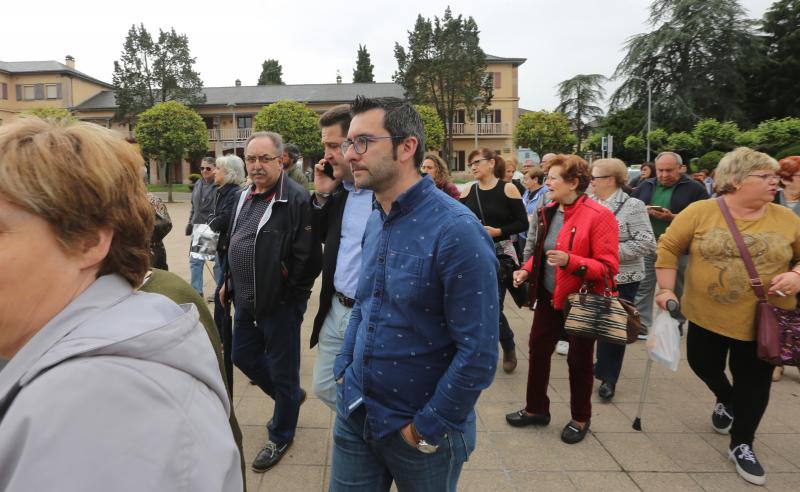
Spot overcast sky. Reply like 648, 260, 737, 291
3, 0, 776, 111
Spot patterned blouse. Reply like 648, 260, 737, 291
590, 188, 656, 284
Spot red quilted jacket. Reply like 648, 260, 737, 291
522, 194, 619, 309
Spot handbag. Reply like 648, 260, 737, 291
189, 223, 220, 261
717, 197, 800, 366
564, 275, 641, 345
473, 183, 529, 308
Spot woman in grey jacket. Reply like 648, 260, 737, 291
0, 118, 242, 492
589, 159, 657, 400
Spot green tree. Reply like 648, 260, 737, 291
21, 107, 75, 120
648, 128, 669, 152
744, 0, 800, 122
698, 150, 726, 171
253, 100, 322, 161
112, 24, 206, 123
352, 45, 375, 83
394, 7, 492, 162
665, 131, 700, 156
585, 132, 603, 153
692, 118, 740, 153
555, 74, 606, 152
513, 111, 576, 157
611, 0, 758, 130
258, 59, 284, 85
415, 105, 445, 151
134, 101, 207, 202
751, 117, 800, 154
624, 135, 647, 160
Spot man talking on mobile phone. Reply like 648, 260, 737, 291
632, 151, 708, 337
309, 105, 374, 410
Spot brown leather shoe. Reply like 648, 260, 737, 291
502, 348, 517, 373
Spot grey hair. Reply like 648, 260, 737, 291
245, 131, 284, 157
655, 151, 683, 166
214, 154, 246, 186
201, 156, 216, 166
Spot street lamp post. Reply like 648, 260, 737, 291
473, 95, 484, 149
631, 76, 652, 163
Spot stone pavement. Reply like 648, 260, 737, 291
162, 200, 800, 491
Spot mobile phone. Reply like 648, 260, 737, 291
323, 161, 335, 179
647, 205, 668, 212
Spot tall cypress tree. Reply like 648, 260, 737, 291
258, 59, 285, 85
352, 45, 375, 83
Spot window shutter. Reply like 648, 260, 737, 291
15, 84, 22, 101
34, 84, 44, 100
493, 72, 502, 89
56, 83, 63, 99
494, 110, 502, 123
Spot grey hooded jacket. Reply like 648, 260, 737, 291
0, 274, 243, 492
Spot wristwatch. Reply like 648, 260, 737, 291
410, 423, 439, 454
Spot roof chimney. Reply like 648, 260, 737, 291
65, 55, 75, 69
235, 79, 241, 87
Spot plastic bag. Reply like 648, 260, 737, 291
646, 308, 681, 371
189, 223, 219, 261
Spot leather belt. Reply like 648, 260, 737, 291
335, 292, 356, 308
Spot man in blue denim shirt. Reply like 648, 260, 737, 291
330, 97, 499, 492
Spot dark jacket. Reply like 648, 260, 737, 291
521, 195, 619, 310
229, 173, 322, 318
208, 182, 243, 273
631, 174, 709, 213
310, 184, 348, 348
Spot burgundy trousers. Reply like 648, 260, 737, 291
525, 289, 595, 423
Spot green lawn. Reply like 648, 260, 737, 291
146, 184, 192, 193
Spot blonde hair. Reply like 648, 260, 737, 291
0, 117, 153, 287
592, 158, 628, 187
715, 147, 778, 195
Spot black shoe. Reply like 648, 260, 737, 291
502, 348, 518, 373
712, 402, 734, 434
505, 409, 550, 427
267, 388, 307, 429
729, 443, 766, 485
561, 421, 590, 444
598, 381, 615, 401
252, 440, 292, 473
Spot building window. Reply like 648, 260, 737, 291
237, 116, 252, 129
1, 83, 7, 100
484, 72, 502, 89
23, 85, 36, 100
45, 84, 59, 99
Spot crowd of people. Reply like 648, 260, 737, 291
1, 100, 799, 490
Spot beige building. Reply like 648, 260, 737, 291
1, 53, 525, 181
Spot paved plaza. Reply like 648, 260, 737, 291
160, 198, 800, 492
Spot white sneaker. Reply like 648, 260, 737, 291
556, 340, 569, 356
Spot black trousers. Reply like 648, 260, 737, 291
687, 322, 773, 446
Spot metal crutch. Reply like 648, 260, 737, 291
633, 299, 681, 431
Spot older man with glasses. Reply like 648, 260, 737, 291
221, 132, 322, 473
187, 156, 222, 299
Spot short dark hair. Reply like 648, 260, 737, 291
350, 96, 425, 166
549, 154, 592, 193
319, 104, 352, 136
284, 143, 300, 161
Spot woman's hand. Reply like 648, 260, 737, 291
769, 271, 800, 297
545, 250, 569, 267
512, 269, 529, 287
484, 226, 502, 237
655, 288, 679, 311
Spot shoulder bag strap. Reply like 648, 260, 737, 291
612, 197, 629, 216
716, 197, 768, 301
473, 183, 486, 225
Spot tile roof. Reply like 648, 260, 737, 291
75, 82, 407, 111
0, 60, 113, 88
485, 54, 527, 67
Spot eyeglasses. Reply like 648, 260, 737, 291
244, 154, 280, 164
591, 175, 612, 181
341, 135, 404, 155
468, 158, 489, 167
747, 173, 780, 182
200, 167, 214, 171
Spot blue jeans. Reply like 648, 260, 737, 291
595, 281, 640, 386
189, 254, 223, 297
231, 301, 306, 446
329, 404, 475, 492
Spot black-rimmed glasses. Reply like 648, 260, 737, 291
341, 135, 404, 155
590, 175, 612, 181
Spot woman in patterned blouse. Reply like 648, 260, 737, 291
589, 159, 656, 401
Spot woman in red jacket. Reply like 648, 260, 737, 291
505, 154, 619, 444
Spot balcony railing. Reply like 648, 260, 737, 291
447, 123, 510, 136
208, 128, 253, 141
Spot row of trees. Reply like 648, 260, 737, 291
256, 45, 376, 86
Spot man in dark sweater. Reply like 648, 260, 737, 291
186, 156, 220, 298
632, 151, 709, 335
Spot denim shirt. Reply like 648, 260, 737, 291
333, 177, 499, 445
